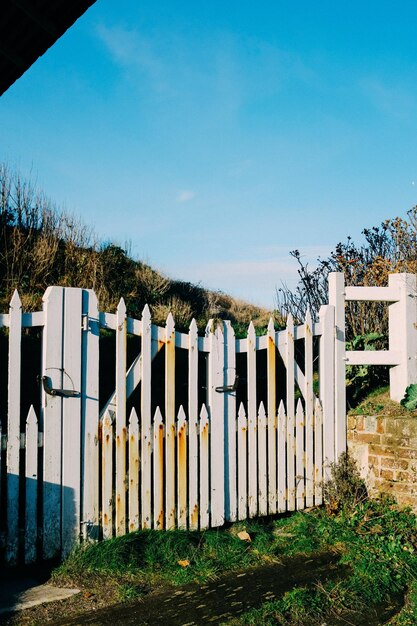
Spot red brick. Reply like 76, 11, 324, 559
396, 471, 411, 482
376, 419, 385, 434
380, 469, 394, 480
356, 416, 364, 431
356, 433, 381, 444
381, 457, 409, 470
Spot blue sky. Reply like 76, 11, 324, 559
2, 1, 417, 308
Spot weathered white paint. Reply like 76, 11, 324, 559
141, 304, 152, 529
388, 273, 417, 401
199, 404, 210, 530
247, 321, 257, 518
328, 273, 346, 460
165, 312, 176, 529
42, 286, 64, 559
257, 402, 267, 516
266, 318, 277, 514
304, 310, 314, 507
128, 408, 139, 532
277, 401, 286, 512
115, 298, 127, 537
153, 407, 164, 529
6, 290, 22, 563
224, 320, 237, 522
81, 290, 99, 541
188, 319, 199, 530
25, 406, 38, 564
177, 406, 187, 529
102, 410, 113, 539
237, 403, 247, 520
319, 304, 335, 474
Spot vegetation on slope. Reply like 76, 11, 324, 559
0, 164, 275, 332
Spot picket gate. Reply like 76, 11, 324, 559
0, 272, 415, 563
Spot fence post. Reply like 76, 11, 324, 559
388, 273, 417, 401
328, 272, 346, 460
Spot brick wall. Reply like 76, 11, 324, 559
347, 415, 417, 510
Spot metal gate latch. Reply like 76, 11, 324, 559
38, 375, 80, 398
215, 375, 239, 393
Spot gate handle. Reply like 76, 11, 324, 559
215, 375, 239, 393
38, 375, 80, 398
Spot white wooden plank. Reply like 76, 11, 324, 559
102, 410, 113, 539
25, 406, 38, 564
304, 310, 314, 508
266, 318, 277, 514
153, 407, 164, 529
126, 317, 142, 336
247, 321, 257, 518
188, 319, 199, 530
257, 402, 267, 516
199, 404, 210, 530
22, 311, 45, 327
286, 314, 295, 511
6, 290, 22, 563
206, 321, 224, 527
141, 304, 152, 529
177, 406, 187, 529
99, 312, 117, 330
277, 401, 286, 513
346, 350, 401, 366
237, 403, 247, 521
0, 313, 10, 326
328, 272, 346, 460
314, 398, 323, 506
81, 289, 99, 541
62, 288, 83, 557
319, 304, 335, 477
165, 312, 176, 529
224, 320, 237, 522
115, 298, 127, 536
128, 408, 139, 532
345, 285, 400, 302
295, 399, 305, 510
42, 286, 64, 559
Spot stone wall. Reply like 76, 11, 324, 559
347, 414, 417, 510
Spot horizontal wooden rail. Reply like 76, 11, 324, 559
345, 286, 401, 302
345, 350, 401, 366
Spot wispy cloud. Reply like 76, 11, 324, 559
361, 77, 415, 118
176, 190, 195, 203
95, 24, 168, 92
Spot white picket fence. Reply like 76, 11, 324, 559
0, 272, 415, 564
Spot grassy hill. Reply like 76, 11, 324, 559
0, 164, 276, 334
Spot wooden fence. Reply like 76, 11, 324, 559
0, 272, 415, 564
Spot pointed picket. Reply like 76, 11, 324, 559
286, 314, 296, 511
206, 321, 225, 527
115, 297, 127, 536
224, 320, 237, 522
319, 304, 335, 477
199, 405, 210, 530
188, 318, 199, 529
247, 321, 257, 517
257, 402, 268, 516
277, 401, 287, 512
7, 289, 22, 563
267, 318, 277, 514
42, 286, 64, 559
237, 403, 247, 521
165, 312, 176, 529
102, 410, 114, 539
141, 304, 152, 529
153, 407, 164, 529
295, 399, 305, 509
25, 406, 38, 564
128, 408, 140, 532
314, 398, 323, 505
304, 310, 314, 507
82, 289, 100, 541
177, 406, 187, 529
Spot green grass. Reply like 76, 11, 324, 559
54, 519, 280, 599
54, 453, 417, 623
